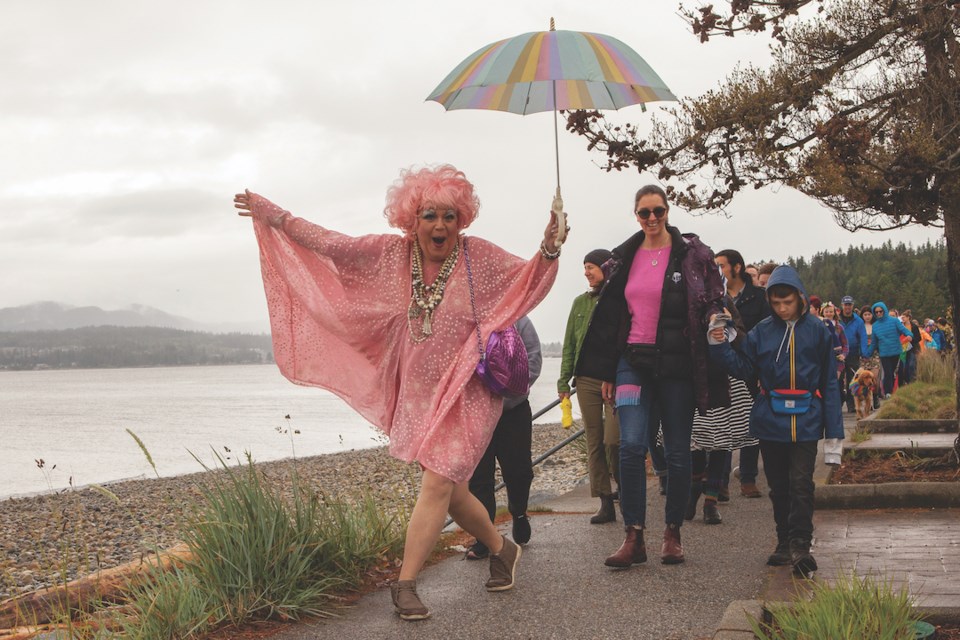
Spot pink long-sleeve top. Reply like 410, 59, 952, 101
249, 194, 558, 482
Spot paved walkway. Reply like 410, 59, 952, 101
273, 478, 775, 640
274, 413, 959, 639
813, 509, 960, 611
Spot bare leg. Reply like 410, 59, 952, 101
448, 480, 505, 552
398, 469, 455, 581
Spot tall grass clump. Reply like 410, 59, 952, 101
177, 452, 407, 627
110, 561, 213, 640
877, 382, 957, 420
915, 351, 956, 386
750, 572, 923, 640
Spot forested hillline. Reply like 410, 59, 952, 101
0, 326, 274, 371
784, 240, 948, 320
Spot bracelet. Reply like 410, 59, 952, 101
539, 242, 561, 260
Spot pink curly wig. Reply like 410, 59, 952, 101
383, 164, 480, 235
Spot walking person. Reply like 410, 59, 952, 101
839, 296, 867, 414
558, 249, 622, 524
714, 248, 770, 499
899, 310, 922, 385
467, 316, 542, 558
861, 306, 882, 409
863, 302, 913, 398
577, 184, 728, 568
235, 164, 562, 620
687, 295, 755, 525
709, 265, 844, 578
820, 302, 849, 401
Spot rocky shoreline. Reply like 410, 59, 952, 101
0, 423, 586, 601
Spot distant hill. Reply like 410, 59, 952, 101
0, 325, 273, 370
0, 302, 265, 334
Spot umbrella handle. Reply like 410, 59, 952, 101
551, 187, 566, 247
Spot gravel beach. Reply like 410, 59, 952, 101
0, 423, 585, 601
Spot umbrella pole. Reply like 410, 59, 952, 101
550, 79, 566, 246
552, 81, 560, 192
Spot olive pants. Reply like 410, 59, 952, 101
575, 376, 620, 497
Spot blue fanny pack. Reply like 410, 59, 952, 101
768, 389, 813, 415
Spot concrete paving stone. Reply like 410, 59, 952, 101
846, 433, 956, 451
713, 632, 756, 640
916, 594, 960, 608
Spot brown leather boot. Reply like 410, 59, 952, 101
740, 482, 762, 498
660, 524, 684, 564
390, 579, 430, 621
604, 526, 647, 567
590, 494, 616, 524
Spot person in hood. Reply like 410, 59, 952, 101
861, 301, 912, 398
708, 265, 843, 578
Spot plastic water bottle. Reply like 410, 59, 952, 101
560, 397, 573, 428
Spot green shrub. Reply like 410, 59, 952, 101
750, 573, 923, 640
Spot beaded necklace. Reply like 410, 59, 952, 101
408, 238, 460, 342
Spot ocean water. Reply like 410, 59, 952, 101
0, 360, 570, 499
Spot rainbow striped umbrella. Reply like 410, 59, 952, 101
426, 27, 676, 114
427, 21, 675, 244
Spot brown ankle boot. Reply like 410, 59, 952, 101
660, 524, 684, 564
604, 526, 647, 567
390, 579, 430, 621
590, 494, 617, 524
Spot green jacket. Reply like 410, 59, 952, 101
557, 291, 598, 393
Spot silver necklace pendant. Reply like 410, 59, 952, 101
651, 258, 658, 266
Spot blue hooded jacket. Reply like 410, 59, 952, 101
862, 301, 912, 358
709, 265, 844, 443
839, 310, 867, 356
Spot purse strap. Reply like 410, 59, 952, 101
462, 237, 485, 361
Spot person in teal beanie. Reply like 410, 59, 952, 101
861, 301, 912, 398
558, 249, 622, 523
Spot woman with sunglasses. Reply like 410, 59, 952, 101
576, 184, 728, 567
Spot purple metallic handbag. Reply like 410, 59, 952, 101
463, 239, 530, 396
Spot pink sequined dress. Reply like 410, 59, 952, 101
249, 194, 558, 482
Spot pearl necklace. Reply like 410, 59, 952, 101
408, 238, 460, 342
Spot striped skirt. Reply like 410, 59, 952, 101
691, 376, 757, 451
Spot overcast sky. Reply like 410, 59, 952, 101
2, 1, 943, 341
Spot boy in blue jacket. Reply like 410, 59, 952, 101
708, 265, 843, 578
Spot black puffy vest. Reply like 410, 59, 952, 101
656, 247, 692, 380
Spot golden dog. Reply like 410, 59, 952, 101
849, 368, 878, 419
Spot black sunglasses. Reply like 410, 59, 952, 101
635, 206, 667, 220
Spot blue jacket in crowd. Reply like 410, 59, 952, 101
862, 301, 912, 358
839, 311, 867, 357
709, 265, 844, 444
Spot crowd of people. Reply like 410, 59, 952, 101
236, 167, 953, 622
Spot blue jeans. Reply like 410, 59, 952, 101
615, 356, 694, 528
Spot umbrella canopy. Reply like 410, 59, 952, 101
426, 29, 677, 115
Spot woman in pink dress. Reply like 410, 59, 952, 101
234, 164, 561, 621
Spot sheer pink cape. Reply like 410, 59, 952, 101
249, 194, 558, 482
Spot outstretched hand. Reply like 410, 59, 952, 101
234, 190, 253, 217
